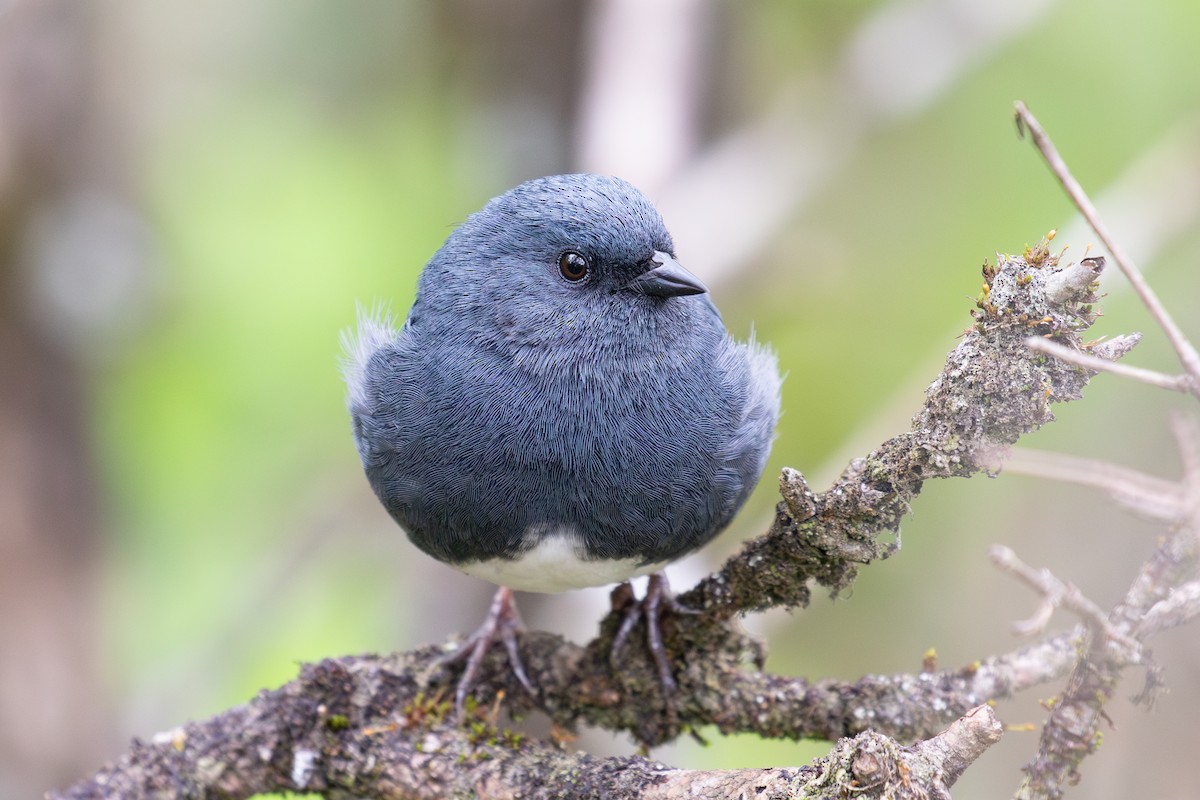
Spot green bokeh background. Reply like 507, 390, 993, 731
15, 1, 1200, 797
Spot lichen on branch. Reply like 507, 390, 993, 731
51, 237, 1131, 799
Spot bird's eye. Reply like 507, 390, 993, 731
558, 251, 590, 282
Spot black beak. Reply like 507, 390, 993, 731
627, 251, 707, 297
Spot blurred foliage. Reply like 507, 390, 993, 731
57, 0, 1200, 794
98, 95, 484, 705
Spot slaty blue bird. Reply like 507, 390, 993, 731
344, 174, 780, 713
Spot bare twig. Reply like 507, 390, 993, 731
1105, 416, 1200, 628
1025, 336, 1194, 394
1007, 115, 1200, 799
989, 545, 1141, 660
999, 446, 1187, 523
1015, 101, 1200, 393
1016, 499, 1198, 800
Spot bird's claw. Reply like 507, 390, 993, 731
440, 585, 536, 717
610, 572, 697, 695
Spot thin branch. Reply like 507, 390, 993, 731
999, 446, 1187, 523
1014, 501, 1199, 800
1025, 336, 1194, 394
989, 545, 1141, 660
1010, 420, 1200, 800
1015, 101, 1200, 394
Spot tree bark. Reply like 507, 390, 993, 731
52, 241, 1151, 799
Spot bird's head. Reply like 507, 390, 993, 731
412, 175, 714, 363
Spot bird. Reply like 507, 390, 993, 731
343, 174, 780, 713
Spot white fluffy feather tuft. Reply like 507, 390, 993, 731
743, 326, 783, 427
340, 302, 398, 410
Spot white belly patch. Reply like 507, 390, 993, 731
457, 530, 667, 594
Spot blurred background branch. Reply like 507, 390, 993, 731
0, 2, 147, 792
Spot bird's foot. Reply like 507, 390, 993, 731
440, 585, 536, 717
610, 572, 699, 696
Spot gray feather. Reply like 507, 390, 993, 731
344, 174, 781, 587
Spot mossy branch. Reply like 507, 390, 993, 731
51, 237, 1134, 799
52, 103, 1200, 800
